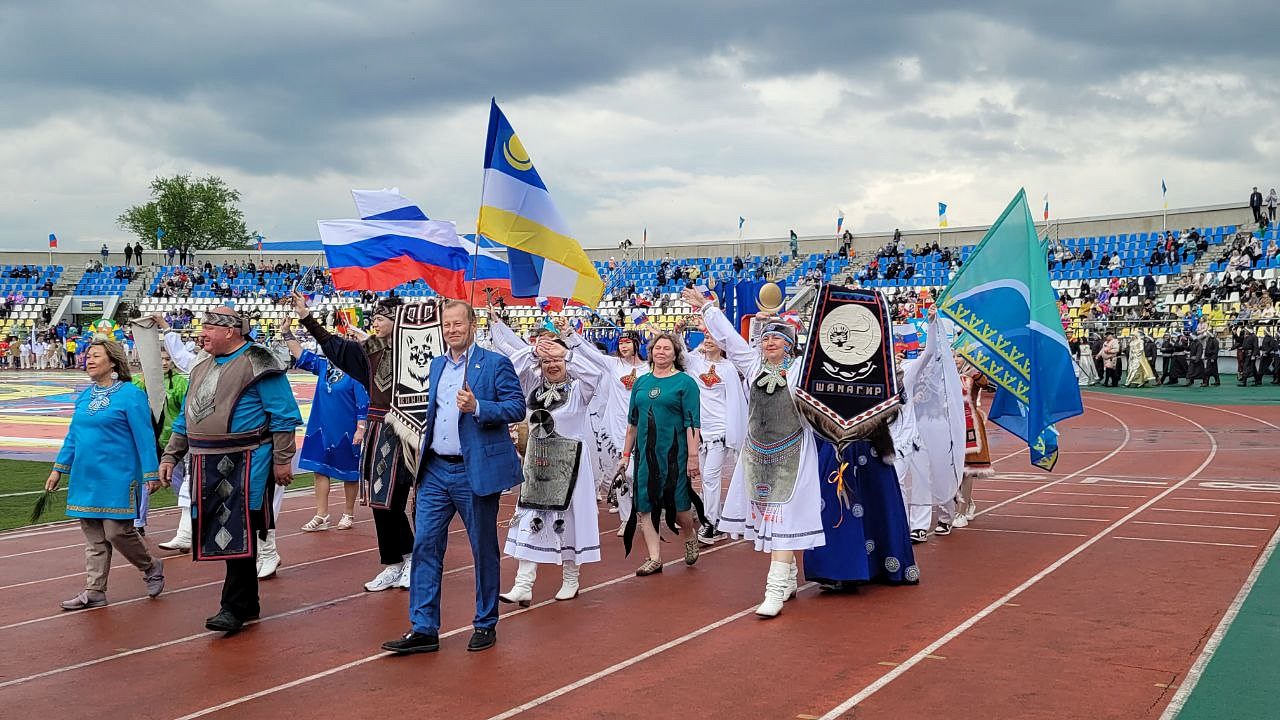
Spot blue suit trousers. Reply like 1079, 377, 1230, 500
409, 455, 501, 634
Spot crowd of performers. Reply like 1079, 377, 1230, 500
1071, 324, 1280, 388
44, 285, 997, 650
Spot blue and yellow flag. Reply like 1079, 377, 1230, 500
939, 189, 1082, 470
938, 202, 948, 228
478, 99, 603, 307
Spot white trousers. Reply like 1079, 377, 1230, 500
908, 504, 933, 532
699, 437, 730, 526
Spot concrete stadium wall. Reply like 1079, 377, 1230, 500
0, 201, 1253, 268
579, 201, 1254, 261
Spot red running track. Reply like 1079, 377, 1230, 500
0, 393, 1276, 719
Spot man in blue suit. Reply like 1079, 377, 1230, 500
382, 300, 525, 654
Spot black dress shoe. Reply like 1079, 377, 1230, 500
205, 609, 244, 633
467, 627, 496, 652
382, 631, 440, 654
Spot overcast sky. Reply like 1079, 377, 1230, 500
2, 1, 1276, 251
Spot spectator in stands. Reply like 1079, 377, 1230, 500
166, 246, 176, 265
124, 243, 133, 266
134, 241, 144, 266
1250, 186, 1265, 224
100, 244, 109, 263
1268, 188, 1279, 225
1081, 247, 1094, 264
1106, 253, 1122, 271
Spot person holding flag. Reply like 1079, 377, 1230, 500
280, 316, 369, 533
293, 293, 417, 593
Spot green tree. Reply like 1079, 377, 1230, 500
117, 174, 255, 250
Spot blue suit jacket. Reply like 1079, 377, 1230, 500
418, 345, 526, 496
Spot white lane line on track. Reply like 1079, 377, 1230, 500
964, 528, 1089, 538
0, 542, 82, 559
0, 561, 480, 689
0, 522, 482, 628
1041, 491, 1150, 499
169, 540, 749, 720
484, 588, 816, 720
0, 518, 374, 592
988, 514, 1109, 523
1158, 524, 1280, 719
1151, 508, 1275, 518
816, 395, 1216, 719
1130, 520, 1268, 532
1165, 497, 1280, 505
1112, 537, 1258, 549
1017, 502, 1130, 509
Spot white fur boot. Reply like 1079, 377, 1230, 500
555, 560, 580, 601
256, 530, 281, 579
755, 560, 792, 618
500, 560, 538, 607
158, 512, 192, 552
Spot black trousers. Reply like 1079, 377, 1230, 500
221, 511, 265, 619
1202, 360, 1220, 385
1104, 365, 1122, 386
1239, 356, 1258, 384
373, 467, 415, 565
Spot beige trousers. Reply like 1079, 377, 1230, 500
81, 518, 154, 592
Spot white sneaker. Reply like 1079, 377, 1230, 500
396, 558, 412, 589
963, 500, 978, 521
336, 513, 355, 530
301, 515, 330, 532
952, 514, 969, 528
364, 563, 403, 592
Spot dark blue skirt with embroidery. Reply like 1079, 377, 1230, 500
804, 439, 920, 586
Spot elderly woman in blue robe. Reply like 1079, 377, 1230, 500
46, 338, 165, 610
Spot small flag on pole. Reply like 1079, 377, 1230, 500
738, 217, 745, 230
48, 233, 57, 249
1043, 194, 1049, 221
836, 210, 845, 235
1161, 179, 1168, 209
938, 202, 948, 228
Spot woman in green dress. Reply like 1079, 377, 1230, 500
616, 333, 703, 576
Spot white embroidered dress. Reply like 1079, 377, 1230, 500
490, 322, 603, 565
701, 305, 825, 552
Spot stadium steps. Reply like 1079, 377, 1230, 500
47, 266, 86, 327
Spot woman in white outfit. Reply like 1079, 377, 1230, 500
684, 288, 824, 618
680, 318, 747, 545
489, 318, 603, 605
572, 329, 647, 532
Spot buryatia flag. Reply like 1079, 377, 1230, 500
836, 211, 844, 235
938, 189, 1083, 470
317, 218, 469, 295
1043, 194, 1049, 221
938, 202, 948, 228
1161, 179, 1168, 209
48, 233, 57, 249
478, 99, 603, 307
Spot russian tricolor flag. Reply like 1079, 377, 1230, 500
317, 218, 469, 296
461, 233, 518, 303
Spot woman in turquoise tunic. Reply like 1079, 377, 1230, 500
617, 333, 703, 576
46, 339, 165, 610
